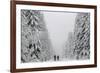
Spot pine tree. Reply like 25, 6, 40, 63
64, 13, 90, 60
74, 13, 90, 60
21, 10, 53, 63
64, 32, 75, 60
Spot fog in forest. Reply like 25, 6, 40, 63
43, 11, 77, 57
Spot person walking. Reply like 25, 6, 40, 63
57, 56, 59, 61
54, 55, 56, 61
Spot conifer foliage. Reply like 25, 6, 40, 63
21, 10, 53, 63
64, 13, 90, 60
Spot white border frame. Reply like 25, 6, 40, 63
16, 4, 94, 69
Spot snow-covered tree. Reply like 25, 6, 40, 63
21, 10, 53, 63
74, 13, 90, 60
64, 32, 75, 60
64, 13, 90, 60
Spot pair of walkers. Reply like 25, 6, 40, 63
54, 55, 59, 61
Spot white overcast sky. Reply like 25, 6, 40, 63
42, 11, 77, 56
